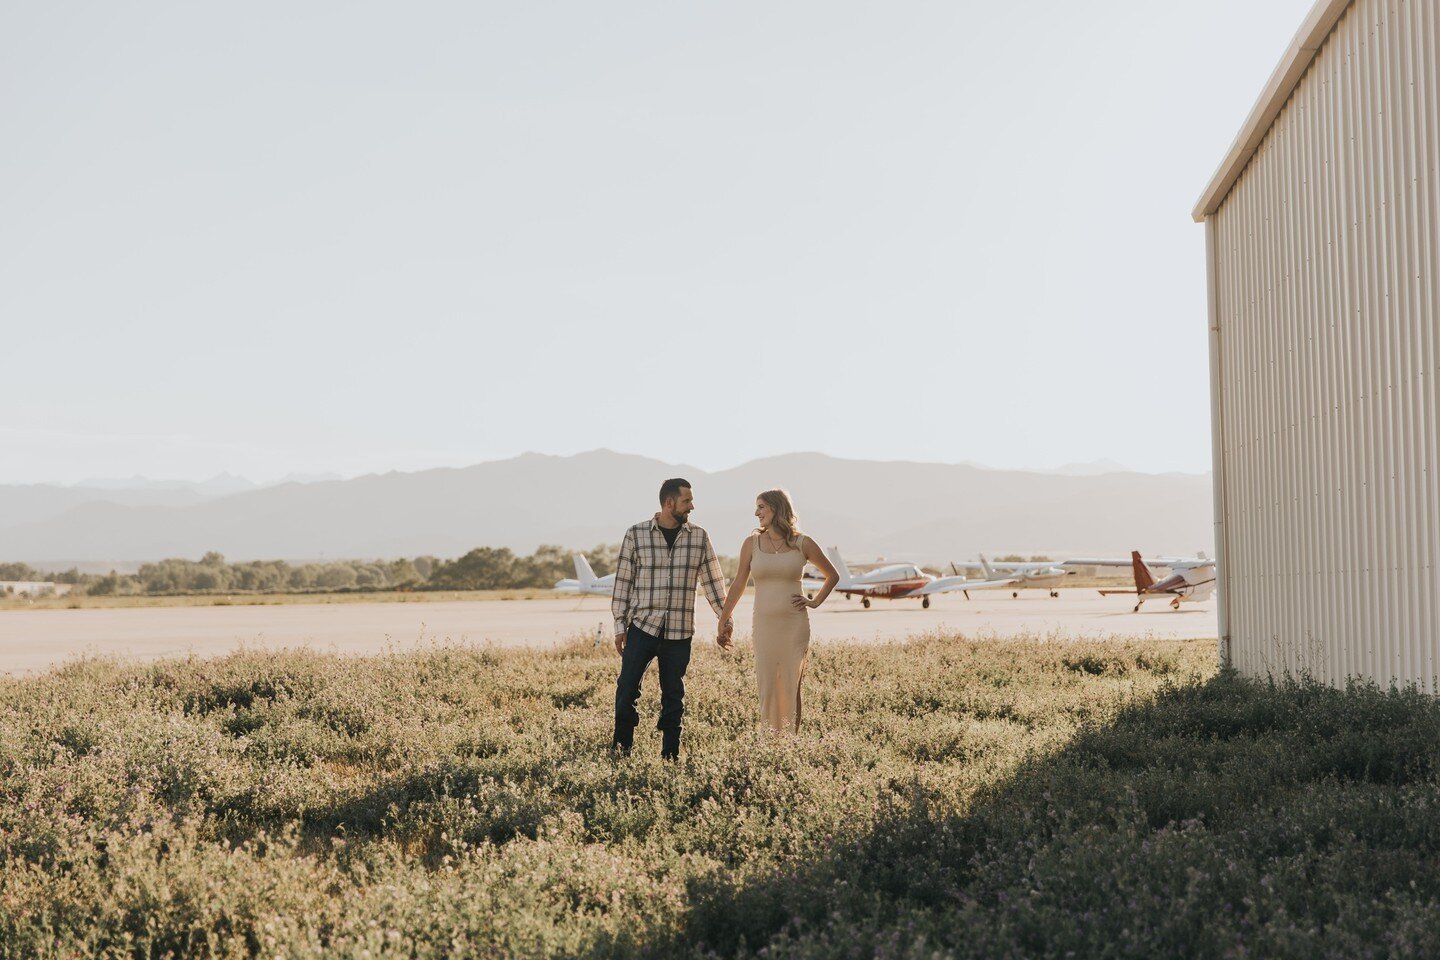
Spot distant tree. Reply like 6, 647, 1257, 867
34, 546, 716, 597
314, 565, 358, 590
138, 560, 184, 593
86, 571, 141, 596
352, 563, 389, 588
428, 547, 517, 590
191, 569, 222, 591
136, 557, 240, 593
519, 544, 573, 589
386, 558, 422, 588
584, 544, 620, 578
234, 561, 289, 592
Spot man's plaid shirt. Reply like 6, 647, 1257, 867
611, 516, 728, 640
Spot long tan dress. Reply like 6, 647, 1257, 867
750, 533, 811, 732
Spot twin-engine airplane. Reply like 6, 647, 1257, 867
553, 554, 614, 597
1094, 551, 1217, 610
802, 547, 971, 609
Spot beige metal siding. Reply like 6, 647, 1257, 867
1212, 0, 1440, 689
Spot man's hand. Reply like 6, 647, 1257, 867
615, 631, 627, 656
716, 618, 734, 651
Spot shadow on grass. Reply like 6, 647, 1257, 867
677, 671, 1440, 959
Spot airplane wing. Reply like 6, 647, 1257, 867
906, 575, 1018, 597
932, 576, 1021, 594
1063, 557, 1199, 568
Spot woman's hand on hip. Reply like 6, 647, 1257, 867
791, 594, 819, 609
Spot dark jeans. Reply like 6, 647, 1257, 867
613, 625, 692, 755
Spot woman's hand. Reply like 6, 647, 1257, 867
791, 594, 820, 610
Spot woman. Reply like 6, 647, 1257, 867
719, 489, 839, 733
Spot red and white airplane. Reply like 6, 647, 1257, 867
1094, 551, 1217, 611
802, 547, 971, 609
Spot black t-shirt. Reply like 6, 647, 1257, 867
658, 523, 682, 549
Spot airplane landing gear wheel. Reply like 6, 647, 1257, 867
1133, 601, 1143, 613
1012, 591, 1019, 599
922, 596, 930, 609
1050, 590, 1059, 598
861, 597, 871, 609
1171, 598, 1182, 610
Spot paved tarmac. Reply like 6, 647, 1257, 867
0, 590, 1219, 675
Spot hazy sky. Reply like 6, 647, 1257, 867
2, 1, 1316, 484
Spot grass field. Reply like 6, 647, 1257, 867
4, 635, 1438, 958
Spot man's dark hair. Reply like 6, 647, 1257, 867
659, 478, 692, 506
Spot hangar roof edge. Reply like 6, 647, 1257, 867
1192, 0, 1355, 223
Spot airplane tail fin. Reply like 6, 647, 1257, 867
827, 546, 852, 586
1131, 551, 1157, 591
573, 554, 597, 586
979, 554, 996, 579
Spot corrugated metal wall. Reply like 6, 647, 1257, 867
1212, 0, 1440, 689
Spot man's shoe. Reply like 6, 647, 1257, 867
612, 725, 634, 755
660, 729, 681, 761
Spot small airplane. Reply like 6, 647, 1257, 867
553, 554, 614, 597
949, 555, 1074, 599
1094, 551, 1217, 611
802, 547, 971, 609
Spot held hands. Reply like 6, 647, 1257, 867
791, 594, 820, 610
716, 617, 734, 651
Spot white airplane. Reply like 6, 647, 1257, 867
948, 555, 1074, 599
1093, 551, 1217, 611
802, 547, 971, 609
554, 554, 614, 597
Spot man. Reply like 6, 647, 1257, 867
611, 478, 733, 760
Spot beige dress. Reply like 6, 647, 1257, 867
750, 533, 811, 732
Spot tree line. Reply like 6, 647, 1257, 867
0, 544, 646, 596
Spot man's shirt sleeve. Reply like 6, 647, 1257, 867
699, 532, 728, 619
611, 527, 637, 636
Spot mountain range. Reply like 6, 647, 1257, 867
1, 451, 1214, 566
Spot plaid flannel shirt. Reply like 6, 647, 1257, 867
611, 516, 728, 640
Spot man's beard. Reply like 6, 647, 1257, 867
674, 508, 691, 522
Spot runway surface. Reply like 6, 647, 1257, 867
0, 590, 1219, 676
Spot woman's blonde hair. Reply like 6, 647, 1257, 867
755, 488, 802, 547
